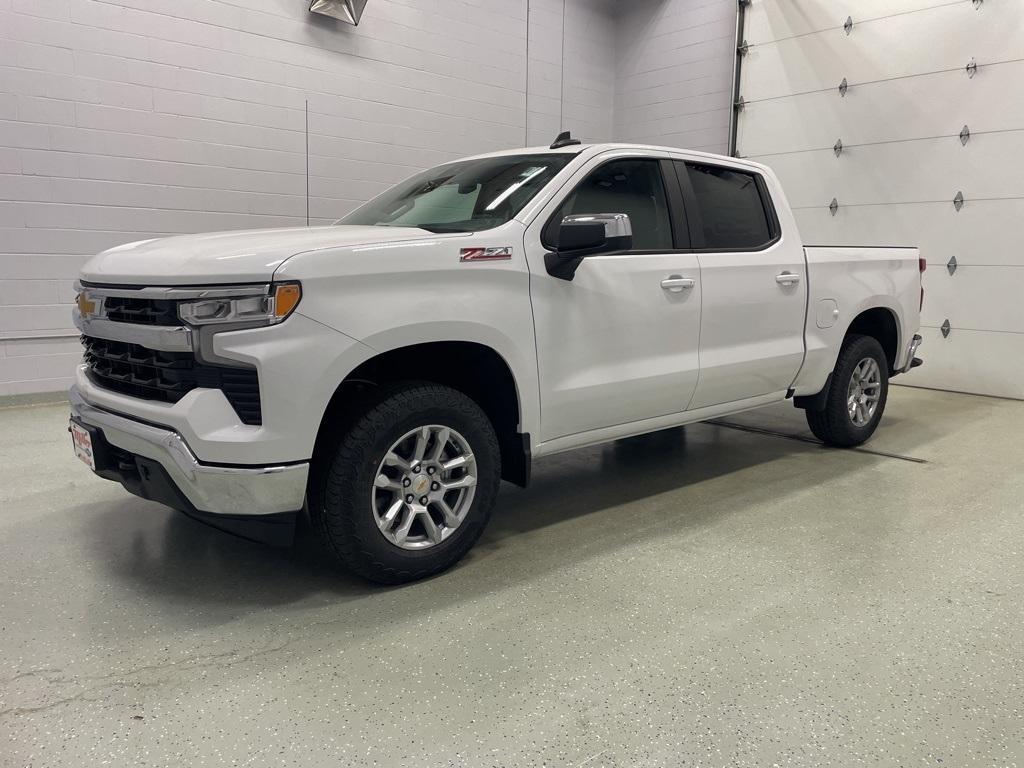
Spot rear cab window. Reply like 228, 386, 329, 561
676, 161, 778, 251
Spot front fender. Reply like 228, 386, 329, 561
355, 321, 539, 441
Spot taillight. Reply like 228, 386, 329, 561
919, 257, 926, 310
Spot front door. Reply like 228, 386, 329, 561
525, 153, 702, 442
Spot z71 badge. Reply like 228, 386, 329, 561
459, 247, 512, 262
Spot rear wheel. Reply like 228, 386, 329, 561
806, 334, 889, 447
310, 383, 501, 584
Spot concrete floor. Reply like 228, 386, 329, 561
1, 387, 1022, 767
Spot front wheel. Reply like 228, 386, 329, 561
310, 383, 501, 584
805, 334, 889, 447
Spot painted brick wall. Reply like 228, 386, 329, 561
526, 0, 616, 147
613, 0, 736, 154
0, 0, 733, 396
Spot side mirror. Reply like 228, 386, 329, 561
545, 213, 633, 280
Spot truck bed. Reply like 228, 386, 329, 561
793, 245, 922, 396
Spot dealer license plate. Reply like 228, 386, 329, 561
70, 420, 96, 470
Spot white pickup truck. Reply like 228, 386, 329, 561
70, 135, 923, 583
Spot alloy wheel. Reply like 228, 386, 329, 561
371, 425, 477, 550
847, 357, 882, 427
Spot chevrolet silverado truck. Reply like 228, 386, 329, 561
69, 134, 924, 583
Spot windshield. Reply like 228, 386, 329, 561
338, 153, 577, 233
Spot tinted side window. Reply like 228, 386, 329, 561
684, 163, 773, 250
549, 158, 674, 251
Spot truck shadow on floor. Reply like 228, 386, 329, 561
482, 422, 824, 544
82, 417, 892, 619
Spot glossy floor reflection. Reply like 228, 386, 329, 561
1, 386, 1022, 767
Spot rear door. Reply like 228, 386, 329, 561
524, 151, 702, 442
673, 158, 807, 410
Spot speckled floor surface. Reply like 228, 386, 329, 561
1, 386, 1022, 767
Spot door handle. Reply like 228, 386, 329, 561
661, 276, 695, 292
775, 272, 801, 286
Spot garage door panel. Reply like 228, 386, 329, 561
795, 199, 1024, 268
744, 1, 1022, 400
900, 326, 1024, 400
921, 267, 1024, 333
742, 2, 1024, 102
760, 131, 1024, 208
738, 62, 1024, 157
745, 0, 957, 45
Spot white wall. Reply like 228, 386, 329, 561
527, 0, 616, 147
613, 0, 736, 154
0, 0, 620, 395
0, 0, 735, 396
737, 0, 1024, 399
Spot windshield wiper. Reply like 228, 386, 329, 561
417, 225, 472, 233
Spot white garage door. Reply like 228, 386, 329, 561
736, 0, 1024, 399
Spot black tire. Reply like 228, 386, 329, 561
805, 334, 889, 447
309, 383, 501, 584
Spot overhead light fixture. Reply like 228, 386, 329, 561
309, 0, 367, 25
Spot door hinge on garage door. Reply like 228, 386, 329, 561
728, 0, 751, 156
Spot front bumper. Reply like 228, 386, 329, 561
70, 385, 308, 522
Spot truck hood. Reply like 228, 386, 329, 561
80, 226, 450, 285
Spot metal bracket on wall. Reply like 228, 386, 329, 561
953, 191, 965, 211
838, 77, 848, 97
843, 16, 854, 34
738, 40, 749, 56
735, 97, 745, 112
829, 197, 839, 216
966, 58, 978, 78
833, 139, 843, 157
947, 256, 958, 275
941, 319, 951, 338
959, 125, 971, 146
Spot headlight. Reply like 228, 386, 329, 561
179, 282, 302, 326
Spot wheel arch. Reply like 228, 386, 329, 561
844, 304, 900, 374
313, 340, 531, 487
795, 303, 900, 411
